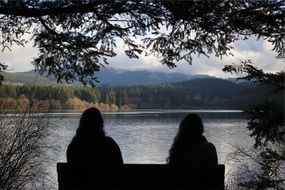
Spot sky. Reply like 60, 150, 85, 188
0, 35, 283, 78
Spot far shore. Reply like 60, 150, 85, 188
3, 108, 244, 115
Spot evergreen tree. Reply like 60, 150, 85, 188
224, 60, 284, 189
0, 1, 283, 86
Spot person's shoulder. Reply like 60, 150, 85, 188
103, 136, 122, 151
104, 136, 115, 141
206, 141, 216, 148
104, 136, 118, 145
202, 142, 217, 155
67, 136, 78, 148
200, 141, 216, 150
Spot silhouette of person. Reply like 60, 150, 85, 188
67, 107, 123, 166
167, 113, 218, 165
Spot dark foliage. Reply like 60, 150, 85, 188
245, 101, 284, 148
224, 61, 285, 189
223, 60, 285, 92
224, 60, 285, 148
0, 0, 284, 86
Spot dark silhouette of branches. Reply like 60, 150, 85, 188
0, 0, 284, 86
223, 60, 285, 92
224, 61, 285, 189
226, 146, 285, 190
0, 103, 57, 190
224, 60, 284, 148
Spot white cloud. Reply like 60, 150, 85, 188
107, 36, 284, 77
0, 40, 36, 72
0, 35, 283, 78
229, 37, 284, 73
233, 36, 264, 52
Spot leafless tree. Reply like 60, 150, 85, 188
0, 102, 57, 190
226, 145, 285, 190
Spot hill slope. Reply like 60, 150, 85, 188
1, 68, 210, 86
1, 70, 57, 86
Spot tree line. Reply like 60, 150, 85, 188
0, 78, 282, 111
0, 84, 125, 111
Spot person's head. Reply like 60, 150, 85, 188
166, 113, 205, 163
178, 113, 204, 138
76, 107, 105, 138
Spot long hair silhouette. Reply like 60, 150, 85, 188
67, 107, 123, 165
76, 107, 105, 139
167, 113, 205, 163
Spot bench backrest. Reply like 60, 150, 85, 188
57, 163, 225, 190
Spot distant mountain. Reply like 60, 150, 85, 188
226, 77, 257, 88
1, 70, 57, 86
106, 77, 261, 109
96, 68, 210, 85
1, 68, 212, 86
174, 78, 244, 98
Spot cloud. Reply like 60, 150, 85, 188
229, 37, 284, 73
0, 40, 36, 72
0, 35, 283, 78
233, 36, 264, 52
108, 36, 283, 78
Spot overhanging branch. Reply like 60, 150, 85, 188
0, 2, 108, 17
37, 17, 59, 36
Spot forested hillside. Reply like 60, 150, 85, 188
1, 70, 58, 86
0, 78, 282, 111
1, 68, 197, 86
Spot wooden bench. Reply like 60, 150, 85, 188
57, 163, 225, 190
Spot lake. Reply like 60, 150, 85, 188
48, 109, 253, 189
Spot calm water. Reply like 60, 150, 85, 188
48, 109, 254, 188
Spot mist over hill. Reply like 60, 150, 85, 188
1, 68, 213, 86
95, 68, 211, 85
1, 70, 58, 86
